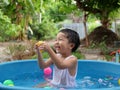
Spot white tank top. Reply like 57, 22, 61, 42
50, 54, 78, 88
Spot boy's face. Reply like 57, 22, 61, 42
54, 32, 74, 54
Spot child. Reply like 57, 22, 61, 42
35, 28, 80, 88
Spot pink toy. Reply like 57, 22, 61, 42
44, 67, 52, 75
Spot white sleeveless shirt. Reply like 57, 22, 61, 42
50, 54, 78, 88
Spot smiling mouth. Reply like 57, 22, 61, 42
55, 46, 60, 50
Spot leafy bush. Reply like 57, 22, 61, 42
0, 9, 21, 41
88, 41, 113, 61
32, 51, 49, 59
73, 50, 85, 59
32, 19, 58, 40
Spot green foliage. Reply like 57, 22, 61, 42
41, 0, 79, 22
109, 8, 120, 20
32, 19, 58, 40
75, 0, 120, 27
97, 42, 116, 61
88, 41, 113, 61
32, 51, 49, 59
32, 50, 85, 59
98, 42, 109, 54
0, 0, 120, 42
87, 15, 100, 33
73, 50, 85, 59
87, 16, 101, 33
1, 0, 77, 41
0, 0, 38, 40
0, 9, 21, 41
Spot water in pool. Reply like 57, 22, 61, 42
8, 71, 52, 87
75, 70, 120, 89
4, 71, 120, 89
76, 75, 119, 89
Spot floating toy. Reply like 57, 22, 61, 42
105, 76, 113, 81
118, 79, 120, 85
44, 86, 51, 89
35, 41, 44, 52
3, 80, 14, 86
44, 67, 52, 75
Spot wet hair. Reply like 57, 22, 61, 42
59, 28, 80, 52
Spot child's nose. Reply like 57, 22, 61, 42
55, 40, 59, 44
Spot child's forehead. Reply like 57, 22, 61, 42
57, 32, 67, 37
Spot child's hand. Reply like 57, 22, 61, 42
34, 41, 51, 53
35, 41, 45, 53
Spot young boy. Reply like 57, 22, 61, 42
35, 28, 80, 88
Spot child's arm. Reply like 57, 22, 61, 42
35, 42, 53, 69
43, 43, 77, 69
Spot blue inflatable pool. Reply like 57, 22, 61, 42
0, 59, 120, 90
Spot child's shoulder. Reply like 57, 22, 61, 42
66, 55, 77, 60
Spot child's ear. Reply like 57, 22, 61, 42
70, 43, 75, 49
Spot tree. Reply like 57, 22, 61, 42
41, 0, 80, 22
74, 0, 120, 28
0, 0, 42, 40
0, 9, 21, 41
0, 0, 80, 40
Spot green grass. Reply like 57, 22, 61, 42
73, 51, 85, 59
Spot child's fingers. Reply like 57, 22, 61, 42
38, 45, 44, 50
35, 41, 44, 47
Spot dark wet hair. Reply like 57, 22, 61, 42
59, 28, 80, 52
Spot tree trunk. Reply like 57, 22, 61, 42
100, 18, 110, 29
100, 11, 110, 29
83, 12, 89, 46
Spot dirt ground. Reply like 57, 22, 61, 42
0, 41, 105, 63
0, 41, 29, 63
0, 42, 10, 63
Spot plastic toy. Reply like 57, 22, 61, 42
118, 79, 120, 85
110, 50, 120, 56
44, 86, 51, 89
110, 50, 120, 63
44, 67, 52, 75
35, 41, 44, 52
35, 41, 44, 47
3, 80, 14, 86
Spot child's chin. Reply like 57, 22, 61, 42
56, 50, 60, 53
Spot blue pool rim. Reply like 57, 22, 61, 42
0, 59, 120, 90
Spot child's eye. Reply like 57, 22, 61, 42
59, 38, 63, 40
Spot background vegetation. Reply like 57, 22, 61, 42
0, 0, 120, 61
